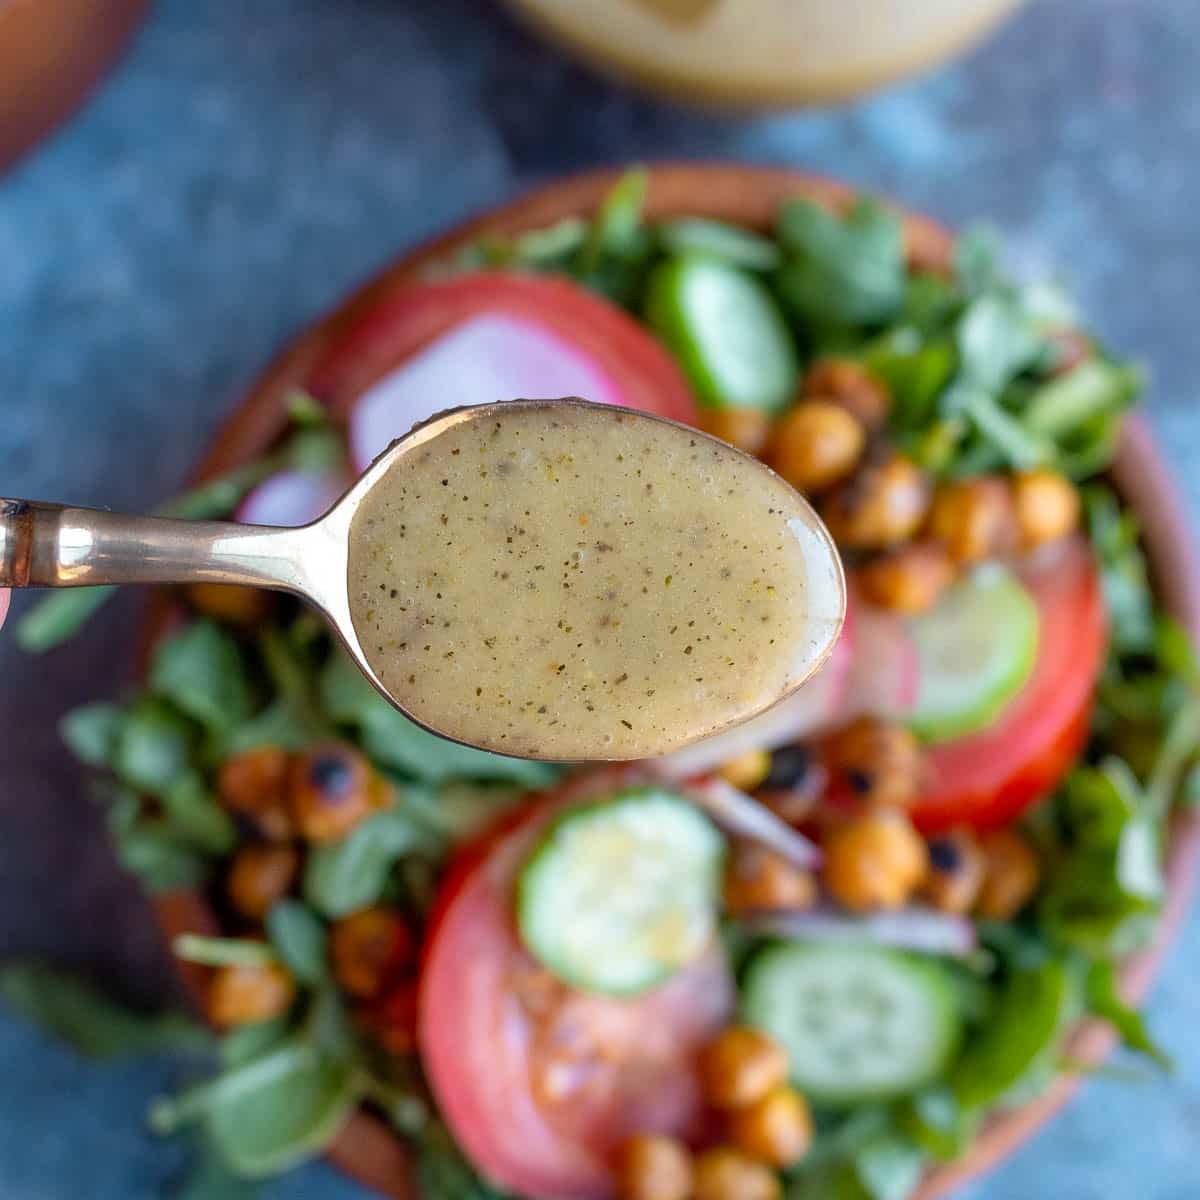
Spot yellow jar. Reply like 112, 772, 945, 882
500, 0, 1025, 107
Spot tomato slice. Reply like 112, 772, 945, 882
419, 772, 734, 1200
307, 272, 698, 427
908, 535, 1107, 833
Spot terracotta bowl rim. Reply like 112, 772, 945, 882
147, 162, 1200, 1200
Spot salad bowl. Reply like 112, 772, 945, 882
133, 164, 1200, 1200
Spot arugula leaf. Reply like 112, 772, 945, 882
579, 167, 648, 270
1023, 360, 1140, 440
1085, 959, 1171, 1070
852, 1133, 926, 1200
861, 329, 955, 431
206, 1050, 358, 1178
113, 697, 195, 792
319, 649, 557, 786
950, 958, 1077, 1111
150, 622, 253, 738
953, 225, 1000, 296
15, 587, 118, 654
173, 936, 278, 968
1084, 484, 1157, 654
266, 901, 329, 986
60, 702, 126, 767
161, 773, 238, 855
307, 983, 359, 1065
955, 292, 1044, 392
0, 965, 210, 1059
220, 1018, 290, 1069
776, 197, 906, 328
894, 1087, 977, 1162
1061, 759, 1141, 846
303, 807, 425, 919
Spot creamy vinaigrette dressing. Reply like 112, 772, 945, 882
347, 402, 842, 759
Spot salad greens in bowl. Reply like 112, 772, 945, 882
25, 164, 1200, 1200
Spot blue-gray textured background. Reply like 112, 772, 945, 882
2, 0, 1198, 1196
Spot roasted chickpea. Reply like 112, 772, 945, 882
288, 743, 373, 842
208, 961, 295, 1027
768, 401, 866, 493
717, 749, 773, 792
226, 843, 300, 920
693, 1147, 780, 1200
216, 746, 292, 839
728, 1086, 812, 1168
858, 540, 955, 614
723, 842, 817, 914
1013, 469, 1080, 550
361, 981, 420, 1056
927, 476, 1018, 564
920, 830, 986, 915
698, 407, 772, 456
618, 1134, 694, 1200
823, 808, 928, 911
826, 717, 925, 809
976, 828, 1040, 920
801, 359, 890, 433
821, 451, 931, 549
903, 222, 954, 278
185, 583, 273, 626
700, 1027, 789, 1110
331, 906, 414, 998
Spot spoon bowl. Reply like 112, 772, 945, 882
2, 397, 845, 760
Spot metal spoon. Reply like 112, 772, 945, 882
0, 400, 846, 760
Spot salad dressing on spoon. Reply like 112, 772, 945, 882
1, 399, 844, 760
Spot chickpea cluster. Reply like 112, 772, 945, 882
711, 716, 1041, 921
703, 359, 1082, 615
201, 743, 416, 1033
618, 1028, 810, 1200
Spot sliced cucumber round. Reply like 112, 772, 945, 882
656, 218, 782, 272
906, 565, 1039, 744
741, 942, 962, 1107
517, 789, 724, 996
645, 256, 798, 412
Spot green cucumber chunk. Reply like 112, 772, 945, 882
741, 942, 962, 1107
656, 218, 782, 272
907, 566, 1039, 744
517, 789, 724, 996
645, 256, 798, 412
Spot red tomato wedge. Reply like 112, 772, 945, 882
419, 771, 734, 1200
307, 272, 698, 467
909, 535, 1107, 833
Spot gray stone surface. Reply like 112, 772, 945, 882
1, 0, 1197, 1196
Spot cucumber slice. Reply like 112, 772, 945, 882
741, 942, 962, 1106
656, 219, 782, 272
517, 789, 724, 996
907, 566, 1039, 744
645, 256, 798, 412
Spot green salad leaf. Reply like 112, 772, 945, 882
303, 805, 426, 919
150, 622, 254, 738
852, 1134, 927, 1200
319, 649, 558, 786
266, 901, 329, 986
417, 1120, 515, 1200
60, 702, 126, 767
0, 965, 210, 1059
776, 197, 906, 329
1085, 959, 1171, 1069
113, 697, 195, 792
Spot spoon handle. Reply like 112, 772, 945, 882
0, 497, 315, 592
